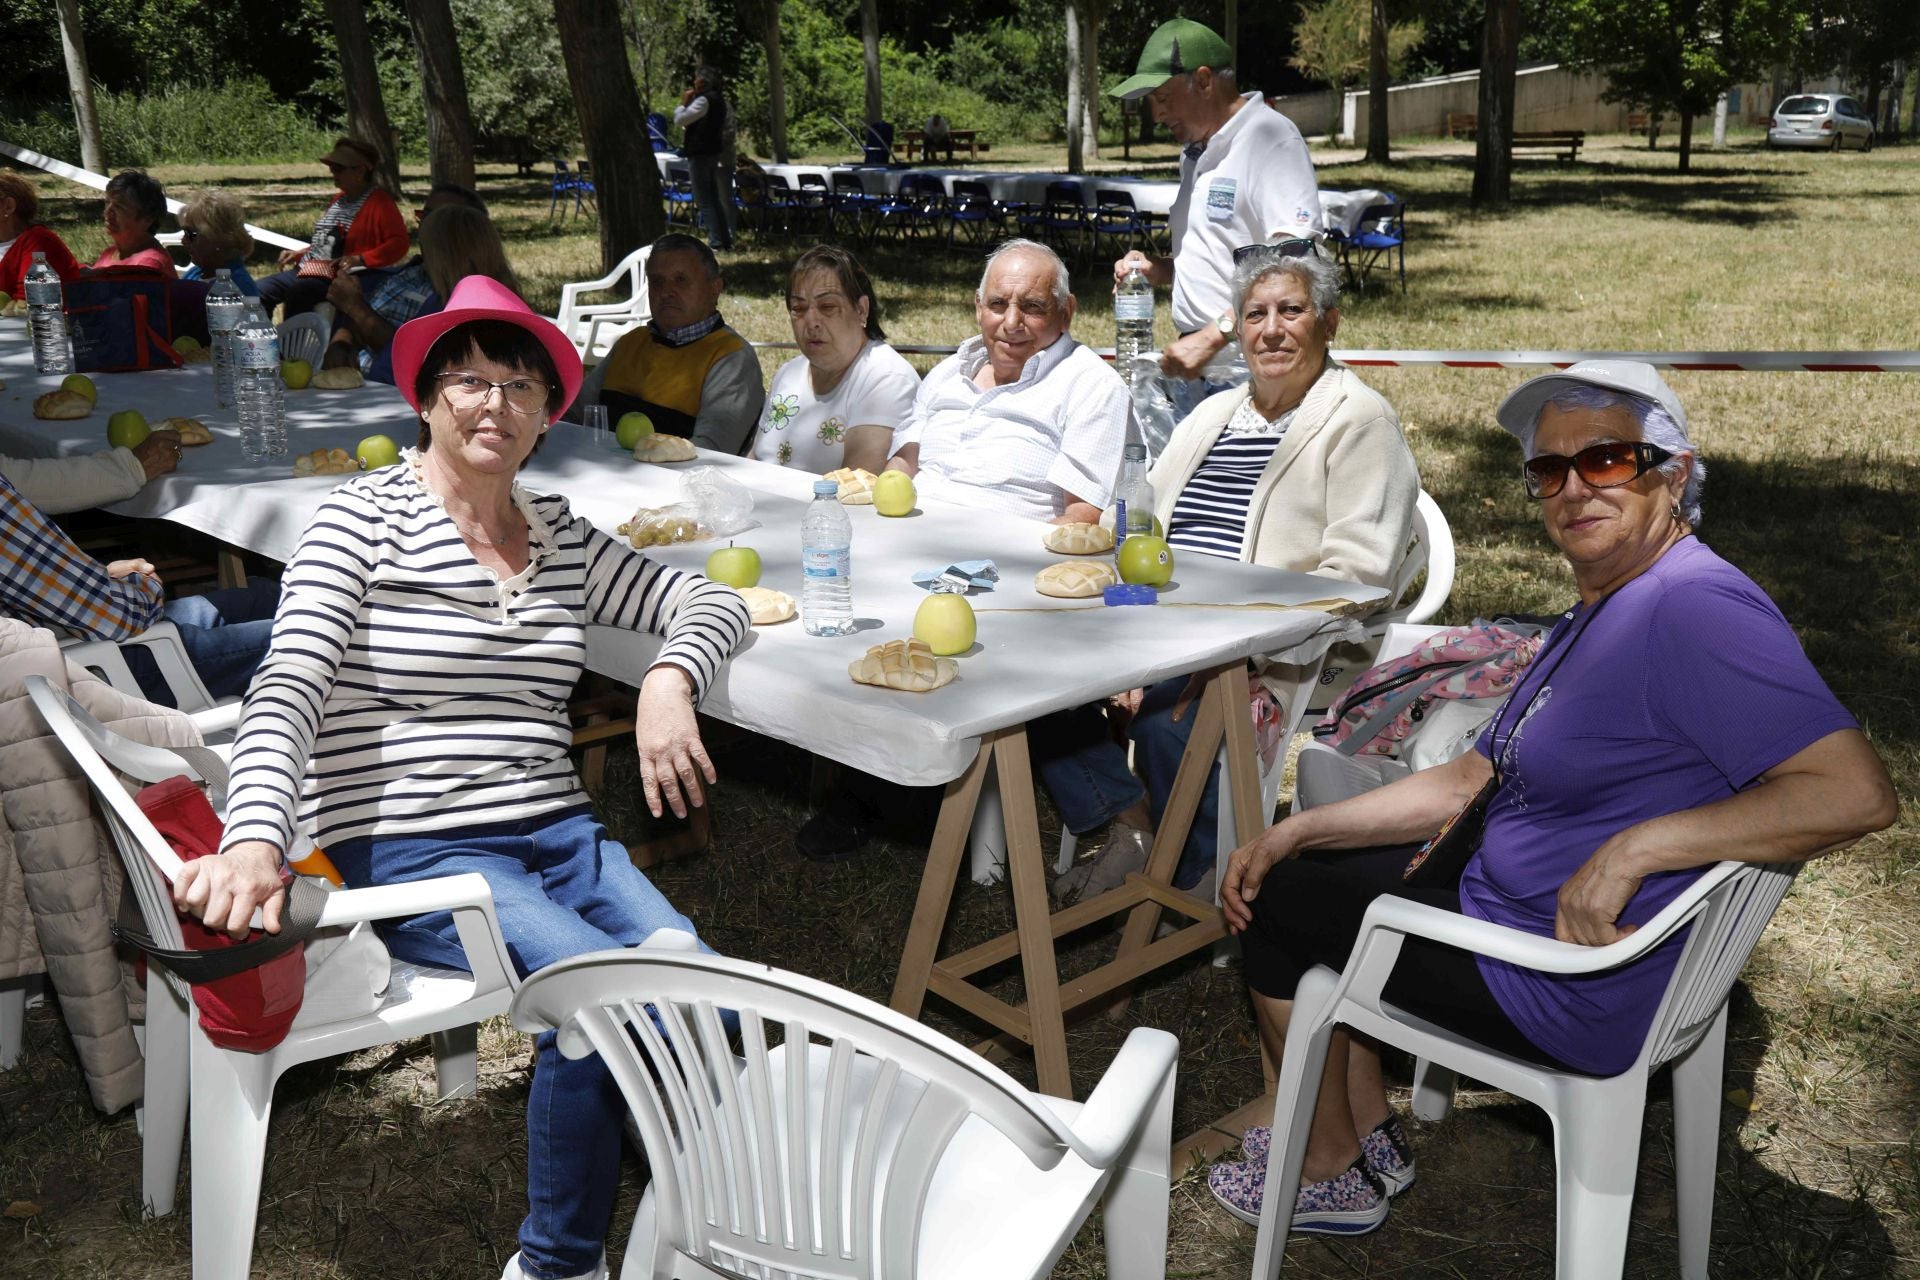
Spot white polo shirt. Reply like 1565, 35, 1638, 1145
891, 334, 1131, 522
1169, 93, 1321, 335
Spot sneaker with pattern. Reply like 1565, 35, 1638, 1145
1238, 1113, 1416, 1196
1207, 1153, 1389, 1234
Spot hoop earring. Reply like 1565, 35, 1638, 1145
1670, 500, 1683, 522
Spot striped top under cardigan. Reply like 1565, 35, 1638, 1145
218, 454, 751, 855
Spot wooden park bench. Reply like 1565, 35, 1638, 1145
1627, 112, 1661, 140
1445, 111, 1477, 140
893, 128, 991, 164
1511, 129, 1585, 162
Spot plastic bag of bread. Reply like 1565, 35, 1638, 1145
680, 466, 756, 535
158, 416, 214, 446
848, 638, 957, 692
615, 503, 710, 547
1035, 560, 1117, 598
823, 466, 877, 504
33, 390, 91, 420
292, 447, 359, 477
312, 367, 363, 390
1042, 522, 1114, 554
632, 433, 697, 463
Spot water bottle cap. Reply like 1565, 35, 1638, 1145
1124, 443, 1147, 461
813, 479, 839, 497
1102, 583, 1158, 607
31, 252, 46, 264
216, 268, 231, 279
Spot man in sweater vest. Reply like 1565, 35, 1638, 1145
569, 234, 764, 454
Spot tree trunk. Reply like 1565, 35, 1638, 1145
1081, 7, 1101, 162
1365, 0, 1391, 161
1677, 108, 1693, 172
761, 3, 790, 163
861, 0, 882, 126
406, 0, 478, 189
53, 0, 104, 172
1224, 0, 1239, 68
1470, 0, 1517, 208
1712, 91, 1728, 149
324, 0, 404, 193
1065, 2, 1085, 174
553, 0, 665, 272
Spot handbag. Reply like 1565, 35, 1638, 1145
114, 759, 329, 1053
1402, 594, 1615, 889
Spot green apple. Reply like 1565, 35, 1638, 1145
61, 373, 98, 403
615, 411, 655, 450
913, 592, 977, 656
280, 359, 312, 390
106, 409, 150, 450
355, 433, 401, 470
704, 542, 762, 589
171, 334, 202, 354
872, 469, 916, 517
1117, 534, 1174, 587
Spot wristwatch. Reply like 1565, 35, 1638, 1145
1214, 312, 1235, 336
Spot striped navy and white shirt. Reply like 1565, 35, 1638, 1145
1166, 399, 1296, 560
219, 456, 751, 855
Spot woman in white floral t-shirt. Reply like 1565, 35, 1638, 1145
751, 246, 920, 473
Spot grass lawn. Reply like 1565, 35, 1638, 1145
4, 134, 1916, 1278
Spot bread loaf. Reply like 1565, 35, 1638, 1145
737, 586, 796, 626
292, 447, 359, 477
1034, 560, 1118, 598
33, 390, 91, 420
312, 367, 363, 390
159, 416, 214, 446
632, 433, 697, 463
848, 638, 958, 692
1042, 522, 1115, 554
823, 466, 877, 504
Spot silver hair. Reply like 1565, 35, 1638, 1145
1229, 244, 1341, 321
1531, 383, 1706, 526
978, 238, 1070, 309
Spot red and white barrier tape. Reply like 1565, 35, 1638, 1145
754, 341, 1920, 370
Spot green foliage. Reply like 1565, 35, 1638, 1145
374, 0, 579, 161
1289, 0, 1426, 90
1551, 0, 1809, 120
1, 80, 336, 167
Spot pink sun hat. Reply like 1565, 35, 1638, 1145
390, 275, 583, 423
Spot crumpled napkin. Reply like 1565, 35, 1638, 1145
911, 559, 999, 594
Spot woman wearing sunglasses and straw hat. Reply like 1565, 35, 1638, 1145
1205, 360, 1895, 1237
255, 137, 411, 318
1041, 239, 1420, 907
171, 276, 751, 1280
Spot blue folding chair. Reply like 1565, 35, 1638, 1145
1090, 189, 1153, 258
829, 172, 880, 241
646, 113, 672, 153
663, 165, 697, 226
1019, 180, 1090, 260
548, 159, 588, 219
946, 180, 1003, 250
1342, 195, 1407, 293
872, 172, 946, 242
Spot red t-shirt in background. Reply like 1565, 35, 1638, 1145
90, 244, 176, 273
0, 224, 83, 299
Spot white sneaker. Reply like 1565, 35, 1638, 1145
1052, 823, 1151, 905
500, 1250, 608, 1280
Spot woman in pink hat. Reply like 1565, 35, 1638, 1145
172, 276, 752, 1280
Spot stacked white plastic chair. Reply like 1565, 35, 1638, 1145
555, 245, 653, 360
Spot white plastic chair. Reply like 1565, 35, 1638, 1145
511, 948, 1179, 1280
556, 246, 652, 359
26, 676, 517, 1280
1249, 858, 1797, 1280
1382, 490, 1454, 630
59, 621, 242, 743
276, 312, 330, 368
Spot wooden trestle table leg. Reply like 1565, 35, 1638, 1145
890, 739, 994, 1019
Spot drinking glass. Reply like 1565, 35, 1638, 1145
584, 403, 610, 449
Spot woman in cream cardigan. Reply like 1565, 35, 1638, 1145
1044, 241, 1420, 904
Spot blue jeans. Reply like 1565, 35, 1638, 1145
687, 154, 733, 249
126, 578, 280, 707
1030, 676, 1221, 890
326, 807, 707, 1280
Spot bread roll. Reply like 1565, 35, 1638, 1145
848, 638, 958, 692
1042, 522, 1115, 554
1035, 560, 1117, 598
312, 367, 363, 390
737, 586, 796, 626
159, 417, 214, 446
33, 390, 91, 420
632, 433, 697, 463
292, 447, 359, 477
823, 466, 877, 504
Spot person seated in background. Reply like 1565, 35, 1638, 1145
884, 238, 1130, 526
3, 423, 184, 513
255, 138, 410, 318
0, 470, 277, 706
569, 232, 763, 454
322, 202, 518, 385
409, 180, 486, 227
0, 171, 81, 299
1205, 360, 1896, 1236
177, 190, 259, 294
87, 171, 173, 273
1039, 241, 1420, 906
751, 245, 918, 473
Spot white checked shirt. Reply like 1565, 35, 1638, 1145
891, 334, 1131, 522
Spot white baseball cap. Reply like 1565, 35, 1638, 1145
1495, 360, 1688, 450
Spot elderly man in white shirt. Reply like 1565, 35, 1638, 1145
885, 239, 1130, 526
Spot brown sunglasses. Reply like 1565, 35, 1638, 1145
1522, 441, 1674, 499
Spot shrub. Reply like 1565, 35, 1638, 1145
1, 79, 335, 167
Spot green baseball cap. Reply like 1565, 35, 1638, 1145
1111, 18, 1233, 100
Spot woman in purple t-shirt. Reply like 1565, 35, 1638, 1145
1204, 361, 1896, 1238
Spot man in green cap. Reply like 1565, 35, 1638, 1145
1111, 18, 1320, 417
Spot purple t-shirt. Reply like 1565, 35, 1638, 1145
1458, 538, 1855, 1075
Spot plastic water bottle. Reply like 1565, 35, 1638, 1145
234, 301, 288, 461
206, 268, 247, 408
1129, 355, 1178, 459
1114, 267, 1154, 390
801, 478, 856, 636
1114, 444, 1153, 556
25, 253, 72, 375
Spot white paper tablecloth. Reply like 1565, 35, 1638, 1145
1, 320, 1379, 786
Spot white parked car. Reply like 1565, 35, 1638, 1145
1768, 94, 1875, 151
